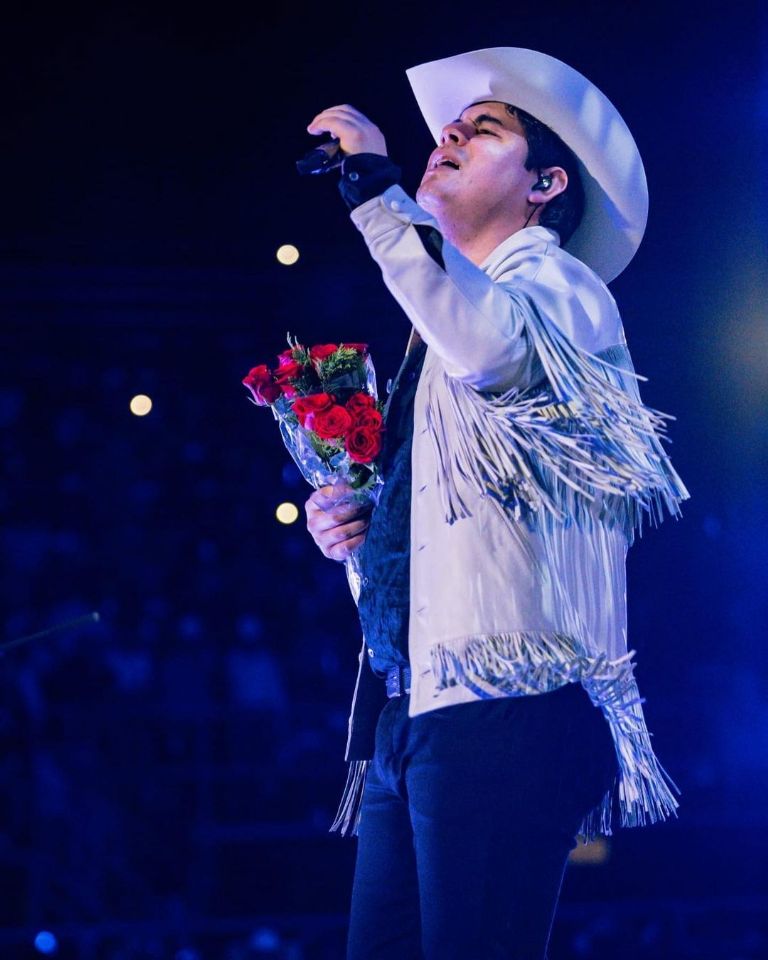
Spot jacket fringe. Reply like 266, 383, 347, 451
429, 630, 680, 840
425, 301, 689, 543
329, 759, 369, 837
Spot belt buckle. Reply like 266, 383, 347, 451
386, 665, 411, 698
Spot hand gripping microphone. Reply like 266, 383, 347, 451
296, 138, 343, 175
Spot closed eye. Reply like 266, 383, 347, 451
466, 113, 505, 136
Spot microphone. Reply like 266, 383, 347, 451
296, 138, 343, 175
1, 611, 101, 653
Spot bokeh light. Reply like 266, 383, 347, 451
131, 393, 152, 417
276, 244, 300, 266
34, 931, 58, 955
130, 394, 153, 416
275, 502, 299, 524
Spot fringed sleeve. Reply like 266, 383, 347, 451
425, 295, 689, 542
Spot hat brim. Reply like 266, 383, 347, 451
406, 47, 648, 283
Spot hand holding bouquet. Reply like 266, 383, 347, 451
242, 337, 385, 600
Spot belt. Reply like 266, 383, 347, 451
385, 664, 411, 698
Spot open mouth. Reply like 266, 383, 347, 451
430, 153, 460, 171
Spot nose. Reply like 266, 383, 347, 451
440, 119, 474, 146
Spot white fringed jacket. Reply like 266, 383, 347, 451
332, 184, 689, 839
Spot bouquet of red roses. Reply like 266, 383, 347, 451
242, 336, 385, 597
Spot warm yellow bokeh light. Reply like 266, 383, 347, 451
276, 502, 300, 525
568, 837, 610, 865
130, 394, 153, 416
276, 244, 300, 266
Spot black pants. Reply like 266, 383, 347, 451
346, 682, 617, 960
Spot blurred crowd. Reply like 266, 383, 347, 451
2, 312, 366, 946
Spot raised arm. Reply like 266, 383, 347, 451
305, 105, 623, 398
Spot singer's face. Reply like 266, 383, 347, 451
416, 101, 534, 237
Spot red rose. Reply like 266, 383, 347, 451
306, 404, 353, 440
274, 359, 303, 382
345, 392, 375, 413
309, 343, 339, 362
292, 392, 335, 427
341, 343, 368, 354
276, 348, 297, 367
345, 424, 382, 463
242, 365, 281, 406
352, 408, 383, 430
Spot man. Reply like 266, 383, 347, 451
304, 48, 688, 960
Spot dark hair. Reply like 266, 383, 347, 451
505, 104, 585, 246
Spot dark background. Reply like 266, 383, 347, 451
2, 1, 767, 958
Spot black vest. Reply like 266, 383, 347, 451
356, 340, 427, 675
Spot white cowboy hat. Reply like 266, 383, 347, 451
406, 47, 648, 283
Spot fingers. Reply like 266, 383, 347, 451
307, 483, 352, 509
320, 517, 370, 552
306, 499, 369, 537
311, 516, 370, 561
306, 105, 387, 158
306, 104, 370, 135
305, 485, 371, 561
306, 484, 369, 521
325, 531, 367, 562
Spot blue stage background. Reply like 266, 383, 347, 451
2, 1, 767, 957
